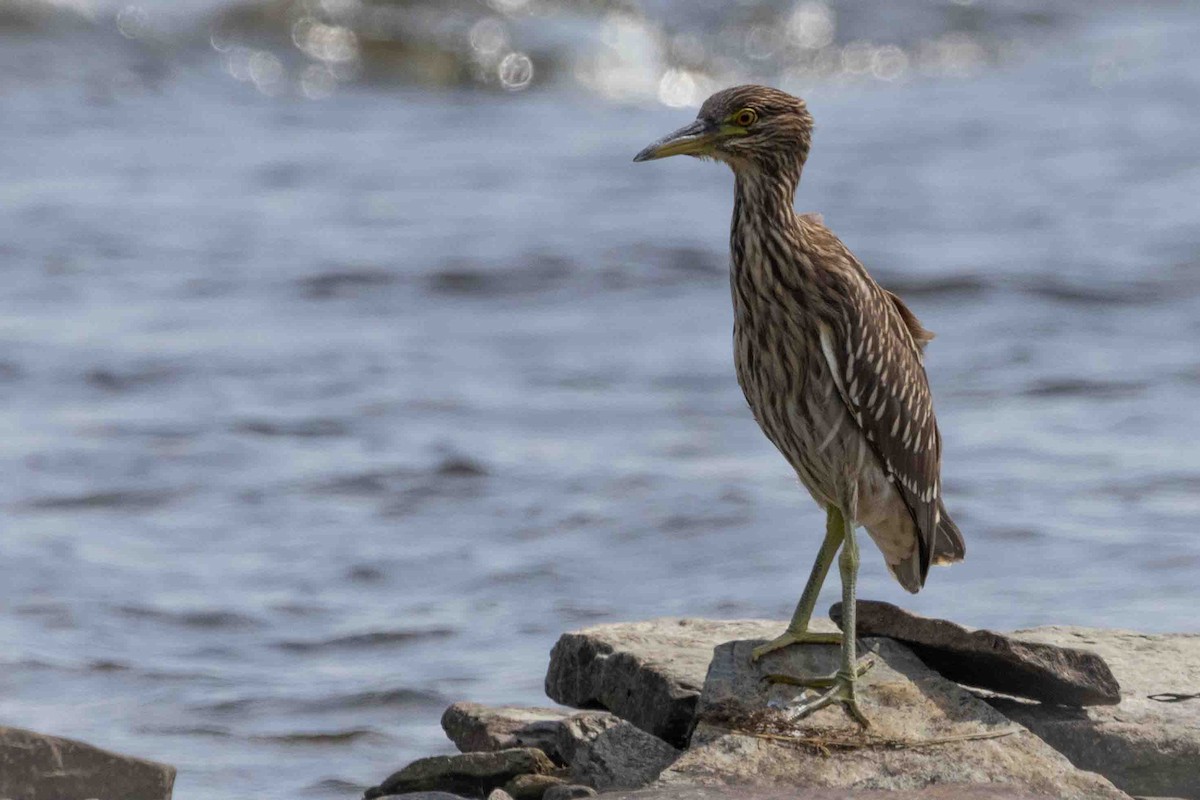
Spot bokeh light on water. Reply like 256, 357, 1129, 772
5, 0, 1013, 100
1, 0, 1198, 799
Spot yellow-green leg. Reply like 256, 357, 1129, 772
751, 504, 845, 661
787, 504, 870, 727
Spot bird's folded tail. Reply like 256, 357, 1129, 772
932, 499, 965, 566
886, 499, 965, 594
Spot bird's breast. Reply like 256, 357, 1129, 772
730, 257, 822, 422
728, 241, 861, 504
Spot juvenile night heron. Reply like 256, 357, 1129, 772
635, 86, 965, 725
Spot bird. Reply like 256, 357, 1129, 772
634, 85, 965, 726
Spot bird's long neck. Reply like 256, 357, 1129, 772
730, 165, 807, 290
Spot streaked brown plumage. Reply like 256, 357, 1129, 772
729, 118, 961, 591
635, 85, 964, 725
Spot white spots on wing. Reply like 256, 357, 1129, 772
819, 324, 847, 396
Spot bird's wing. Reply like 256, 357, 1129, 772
816, 282, 942, 583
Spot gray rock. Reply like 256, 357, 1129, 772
504, 773, 568, 799
442, 703, 572, 759
488, 790, 516, 800
829, 601, 1121, 706
365, 748, 557, 799
571, 722, 680, 791
546, 618, 808, 746
379, 794, 472, 800
657, 637, 1128, 799
553, 712, 623, 766
0, 725, 175, 800
596, 787, 1061, 799
439, 702, 623, 767
983, 626, 1200, 800
544, 785, 597, 800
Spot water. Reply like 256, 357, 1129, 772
1, 0, 1198, 798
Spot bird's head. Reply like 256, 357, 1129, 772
634, 85, 813, 174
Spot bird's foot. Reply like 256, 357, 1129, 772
785, 667, 872, 728
751, 628, 842, 663
763, 656, 874, 689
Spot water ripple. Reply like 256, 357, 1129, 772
115, 605, 266, 630
272, 628, 455, 654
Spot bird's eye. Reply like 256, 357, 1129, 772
733, 108, 758, 127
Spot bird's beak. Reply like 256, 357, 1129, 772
633, 118, 718, 162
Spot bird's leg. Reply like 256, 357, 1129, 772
786, 505, 870, 728
751, 504, 845, 662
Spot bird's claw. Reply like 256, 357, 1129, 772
787, 668, 871, 728
750, 629, 842, 662
764, 656, 875, 689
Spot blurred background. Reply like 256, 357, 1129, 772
1, 0, 1198, 797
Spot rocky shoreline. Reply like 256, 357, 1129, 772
4, 604, 1196, 800
368, 605, 1199, 800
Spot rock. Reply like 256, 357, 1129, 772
440, 702, 622, 766
596, 787, 1061, 799
543, 785, 597, 799
0, 725, 176, 800
656, 637, 1128, 799
983, 626, 1200, 800
504, 773, 567, 799
442, 703, 571, 759
546, 618, 809, 746
365, 748, 557, 799
379, 794, 472, 800
554, 712, 623, 766
488, 791, 516, 800
829, 601, 1121, 706
571, 722, 680, 791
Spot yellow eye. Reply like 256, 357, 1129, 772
733, 108, 757, 127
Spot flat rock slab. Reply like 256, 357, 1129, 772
984, 626, 1200, 800
441, 703, 621, 765
546, 618, 811, 746
443, 703, 570, 755
597, 787, 1059, 799
829, 601, 1121, 706
365, 748, 557, 799
0, 725, 176, 800
657, 637, 1128, 799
